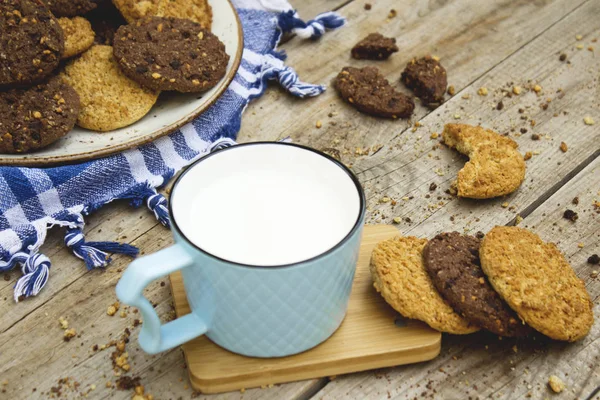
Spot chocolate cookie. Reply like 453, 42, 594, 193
335, 66, 414, 119
423, 232, 529, 337
351, 33, 398, 60
0, 0, 64, 87
41, 0, 97, 17
401, 56, 447, 107
113, 17, 229, 93
0, 77, 80, 153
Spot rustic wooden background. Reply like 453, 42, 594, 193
1, 0, 598, 399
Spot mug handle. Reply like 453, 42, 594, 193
116, 244, 208, 354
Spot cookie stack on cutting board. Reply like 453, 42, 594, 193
0, 0, 228, 153
370, 226, 594, 342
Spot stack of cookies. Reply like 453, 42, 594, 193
370, 226, 594, 341
0, 0, 228, 153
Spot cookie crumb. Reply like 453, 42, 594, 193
524, 152, 532, 161
583, 116, 595, 125
563, 209, 578, 222
576, 44, 584, 50
548, 375, 565, 393
387, 9, 397, 18
587, 254, 600, 265
107, 301, 120, 316
429, 182, 437, 191
576, 34, 583, 40
572, 197, 579, 205
515, 215, 523, 225
477, 87, 488, 96
58, 316, 69, 330
559, 53, 567, 61
392, 217, 402, 224
533, 85, 542, 93
364, 3, 372, 10
512, 86, 521, 95
447, 85, 455, 96
496, 101, 504, 110
63, 328, 77, 341
559, 142, 568, 152
430, 132, 439, 139
531, 134, 541, 141
315, 120, 322, 129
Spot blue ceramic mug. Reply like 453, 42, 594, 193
116, 142, 366, 357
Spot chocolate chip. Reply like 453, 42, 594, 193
169, 59, 181, 69
587, 254, 600, 265
559, 53, 567, 62
429, 182, 437, 191
496, 101, 504, 110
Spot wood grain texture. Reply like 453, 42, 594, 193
171, 226, 440, 394
1, 0, 598, 399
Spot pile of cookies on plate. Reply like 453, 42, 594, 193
0, 0, 228, 154
370, 226, 594, 341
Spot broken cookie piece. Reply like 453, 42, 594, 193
401, 56, 447, 107
351, 33, 399, 60
442, 123, 526, 199
335, 66, 414, 119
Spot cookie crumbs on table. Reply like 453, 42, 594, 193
563, 209, 578, 222
548, 375, 565, 393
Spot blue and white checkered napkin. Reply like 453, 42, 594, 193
0, 0, 345, 301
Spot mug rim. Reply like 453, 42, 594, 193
168, 141, 366, 270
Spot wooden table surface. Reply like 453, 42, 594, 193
2, 0, 599, 399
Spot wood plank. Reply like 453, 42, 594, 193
293, 0, 351, 17
171, 226, 440, 394
314, 157, 600, 400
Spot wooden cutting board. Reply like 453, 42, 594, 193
170, 225, 441, 394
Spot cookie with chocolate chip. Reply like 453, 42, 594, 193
335, 66, 414, 119
0, 0, 64, 87
0, 77, 80, 153
401, 56, 447, 107
113, 17, 229, 93
351, 33, 398, 60
41, 0, 97, 17
423, 232, 530, 337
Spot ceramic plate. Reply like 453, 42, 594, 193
0, 0, 243, 166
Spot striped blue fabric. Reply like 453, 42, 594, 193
0, 0, 345, 302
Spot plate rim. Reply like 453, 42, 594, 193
0, 0, 244, 167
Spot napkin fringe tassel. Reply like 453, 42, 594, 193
278, 10, 346, 39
